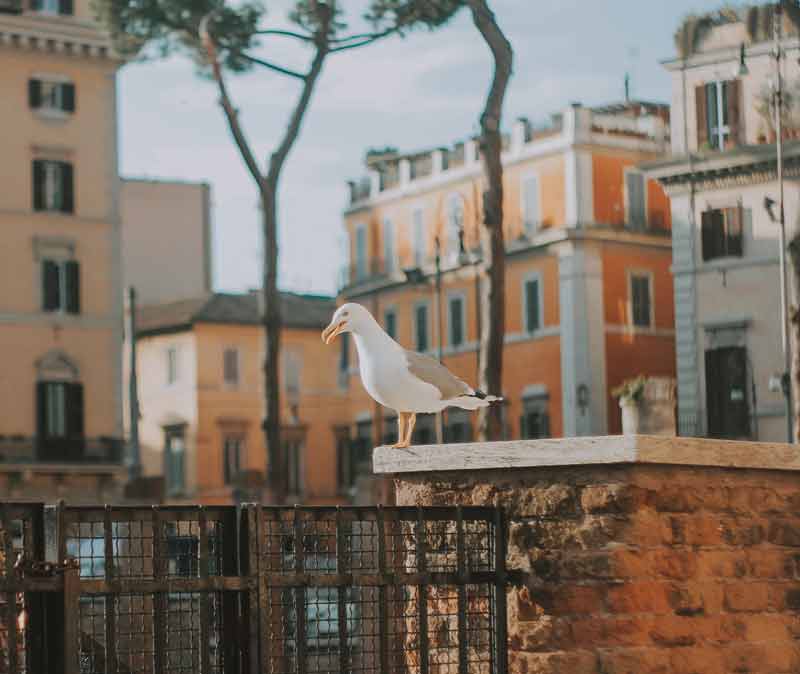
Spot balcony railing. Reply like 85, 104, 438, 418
0, 435, 123, 464
338, 257, 396, 290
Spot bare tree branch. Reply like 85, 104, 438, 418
237, 51, 307, 80
200, 14, 264, 190
255, 28, 314, 41
330, 26, 401, 48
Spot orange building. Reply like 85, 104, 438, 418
336, 101, 676, 470
131, 292, 350, 504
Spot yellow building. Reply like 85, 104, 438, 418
0, 0, 125, 499
133, 292, 351, 504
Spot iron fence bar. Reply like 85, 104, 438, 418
103, 505, 117, 673
494, 508, 508, 674
376, 505, 389, 674
1, 505, 18, 674
456, 505, 468, 674
243, 505, 260, 674
63, 561, 80, 674
151, 507, 166, 674
293, 506, 307, 674
199, 506, 211, 674
257, 506, 269, 674
221, 506, 241, 674
415, 506, 429, 674
56, 500, 67, 566
27, 504, 46, 674
335, 508, 349, 674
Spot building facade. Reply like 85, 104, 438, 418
337, 101, 676, 473
644, 4, 800, 442
120, 178, 213, 306
0, 0, 125, 499
131, 292, 351, 505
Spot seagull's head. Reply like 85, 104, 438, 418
322, 302, 372, 344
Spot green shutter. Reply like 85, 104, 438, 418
65, 260, 80, 314
62, 83, 75, 112
59, 0, 72, 15
28, 79, 41, 109
42, 260, 61, 311
60, 162, 73, 213
525, 279, 540, 332
32, 160, 45, 211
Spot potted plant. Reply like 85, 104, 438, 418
612, 375, 646, 434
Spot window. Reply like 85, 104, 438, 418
384, 308, 397, 340
414, 303, 429, 353
223, 435, 243, 484
523, 276, 542, 333
284, 439, 303, 495
705, 346, 750, 439
29, 79, 75, 113
41, 259, 79, 314
223, 347, 239, 387
31, 0, 72, 15
383, 219, 395, 273
625, 170, 646, 230
696, 80, 741, 151
412, 208, 425, 267
32, 159, 73, 213
338, 333, 350, 388
166, 346, 179, 385
335, 427, 352, 491
283, 350, 301, 399
448, 295, 465, 348
446, 193, 464, 258
36, 381, 84, 459
701, 206, 744, 261
521, 175, 540, 235
165, 427, 186, 496
445, 409, 472, 443
520, 396, 550, 439
165, 523, 198, 577
355, 224, 367, 281
629, 273, 652, 328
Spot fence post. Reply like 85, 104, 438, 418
494, 508, 508, 674
62, 561, 80, 674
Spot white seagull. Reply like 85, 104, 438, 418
322, 302, 501, 448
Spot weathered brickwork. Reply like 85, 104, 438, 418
395, 465, 800, 674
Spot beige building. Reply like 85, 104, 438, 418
120, 178, 213, 306
645, 4, 800, 442
0, 0, 126, 499
131, 292, 351, 505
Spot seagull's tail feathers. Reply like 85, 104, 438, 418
449, 391, 504, 410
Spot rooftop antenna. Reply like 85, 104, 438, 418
624, 72, 630, 102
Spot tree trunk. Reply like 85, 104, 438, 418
261, 188, 284, 503
788, 234, 800, 443
467, 0, 512, 441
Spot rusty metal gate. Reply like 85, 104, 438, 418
0, 503, 508, 674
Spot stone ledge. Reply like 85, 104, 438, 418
373, 434, 800, 475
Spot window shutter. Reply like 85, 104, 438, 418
626, 171, 646, 229
28, 79, 41, 109
726, 79, 742, 147
60, 162, 73, 213
65, 260, 80, 314
726, 205, 744, 257
522, 176, 539, 234
62, 83, 75, 112
59, 0, 72, 14
67, 383, 84, 438
42, 260, 61, 311
695, 84, 708, 148
520, 415, 527, 439
32, 160, 45, 211
36, 382, 47, 439
525, 279, 539, 332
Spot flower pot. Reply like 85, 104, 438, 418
619, 399, 641, 434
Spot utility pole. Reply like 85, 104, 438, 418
127, 287, 142, 480
434, 236, 444, 444
773, 3, 793, 442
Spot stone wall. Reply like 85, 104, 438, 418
375, 436, 800, 674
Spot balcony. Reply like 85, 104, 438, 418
0, 435, 123, 465
338, 257, 396, 290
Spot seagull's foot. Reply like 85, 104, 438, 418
389, 441, 410, 449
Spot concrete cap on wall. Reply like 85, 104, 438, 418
373, 434, 800, 475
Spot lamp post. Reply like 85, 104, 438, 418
434, 236, 444, 443
772, 4, 793, 442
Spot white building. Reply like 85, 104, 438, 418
644, 4, 800, 441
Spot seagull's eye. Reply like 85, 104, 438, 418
341, 311, 349, 318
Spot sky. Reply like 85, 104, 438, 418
118, 0, 722, 297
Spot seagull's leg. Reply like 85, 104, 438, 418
391, 413, 408, 448
404, 413, 417, 447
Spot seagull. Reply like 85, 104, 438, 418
322, 302, 501, 448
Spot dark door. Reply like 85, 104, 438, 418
705, 346, 750, 438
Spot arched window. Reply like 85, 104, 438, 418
35, 350, 83, 459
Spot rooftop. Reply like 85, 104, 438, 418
136, 291, 335, 337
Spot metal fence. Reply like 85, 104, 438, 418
0, 503, 508, 674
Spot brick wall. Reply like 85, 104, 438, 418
385, 439, 800, 674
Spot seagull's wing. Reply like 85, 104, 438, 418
405, 350, 473, 400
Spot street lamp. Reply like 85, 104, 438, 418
755, 3, 793, 442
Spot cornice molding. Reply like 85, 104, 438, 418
0, 14, 120, 62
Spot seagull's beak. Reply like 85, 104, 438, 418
322, 319, 347, 344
